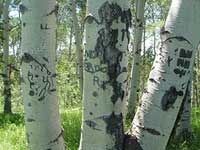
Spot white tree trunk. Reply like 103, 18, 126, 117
68, 26, 73, 60
21, 0, 65, 149
3, 0, 12, 114
70, 0, 84, 95
126, 0, 200, 150
175, 78, 192, 141
79, 0, 131, 149
128, 0, 145, 116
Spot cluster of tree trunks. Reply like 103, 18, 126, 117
18, 0, 199, 150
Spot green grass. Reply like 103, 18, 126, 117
62, 108, 82, 150
167, 108, 200, 150
0, 108, 199, 150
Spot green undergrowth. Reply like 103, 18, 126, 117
167, 107, 200, 150
0, 108, 199, 150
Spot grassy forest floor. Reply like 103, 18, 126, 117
0, 108, 199, 150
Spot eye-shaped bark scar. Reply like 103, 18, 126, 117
161, 86, 184, 111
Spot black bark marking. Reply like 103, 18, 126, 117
177, 58, 190, 69
164, 36, 192, 46
22, 22, 26, 27
49, 129, 64, 144
141, 127, 161, 136
143, 88, 149, 94
174, 68, 186, 78
46, 4, 59, 16
93, 75, 108, 89
172, 81, 191, 141
123, 134, 143, 150
85, 62, 108, 73
29, 90, 34, 96
93, 91, 98, 97
21, 53, 35, 63
22, 53, 56, 101
27, 118, 35, 122
160, 28, 170, 35
89, 2, 130, 104
43, 57, 49, 63
167, 56, 173, 66
26, 132, 31, 144
179, 48, 193, 58
19, 4, 28, 14
161, 86, 184, 111
174, 48, 192, 76
85, 120, 101, 131
102, 112, 124, 150
149, 78, 159, 84
134, 123, 161, 136
50, 89, 56, 92
40, 24, 49, 30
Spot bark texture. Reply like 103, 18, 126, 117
126, 0, 200, 150
70, 0, 84, 95
3, 0, 12, 114
21, 0, 65, 149
175, 78, 192, 141
128, 0, 145, 117
79, 0, 131, 149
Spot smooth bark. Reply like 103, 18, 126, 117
21, 0, 65, 149
175, 78, 192, 141
70, 0, 83, 95
126, 0, 200, 150
128, 0, 145, 116
79, 0, 131, 149
3, 0, 12, 114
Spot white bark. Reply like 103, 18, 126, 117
70, 0, 84, 95
21, 0, 65, 149
126, 0, 200, 150
175, 78, 192, 141
79, 0, 131, 149
128, 0, 145, 116
3, 0, 12, 114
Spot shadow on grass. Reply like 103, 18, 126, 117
0, 113, 24, 127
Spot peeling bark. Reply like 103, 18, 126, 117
79, 0, 131, 149
21, 0, 65, 149
127, 0, 200, 149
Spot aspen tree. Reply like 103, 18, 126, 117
175, 79, 192, 141
70, 0, 84, 95
126, 0, 200, 149
128, 0, 145, 117
2, 0, 12, 114
21, 0, 65, 149
79, 0, 131, 149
